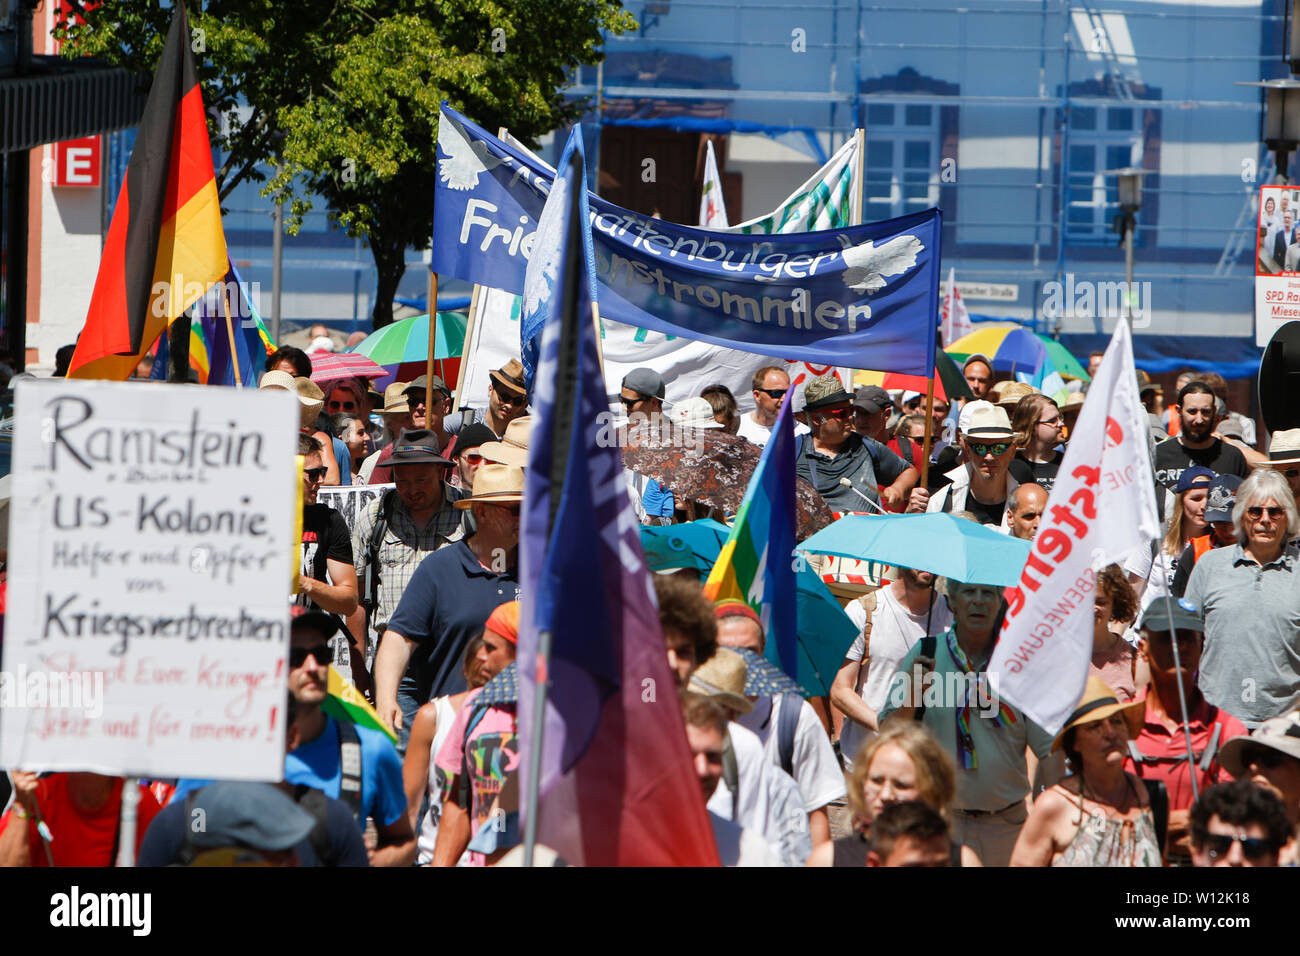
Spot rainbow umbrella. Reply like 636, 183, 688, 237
947, 324, 1090, 383
346, 312, 468, 389
324, 666, 397, 743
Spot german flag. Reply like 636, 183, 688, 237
68, 4, 227, 379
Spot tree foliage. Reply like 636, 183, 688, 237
57, 0, 636, 326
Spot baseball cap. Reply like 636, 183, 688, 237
1203, 474, 1242, 523
852, 385, 891, 414
622, 367, 666, 400
456, 422, 500, 456
962, 353, 993, 373
404, 375, 451, 400
1139, 597, 1204, 635
1175, 466, 1215, 494
961, 400, 1014, 441
186, 782, 317, 854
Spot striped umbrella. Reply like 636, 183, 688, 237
946, 324, 1048, 375
345, 312, 467, 390
309, 351, 387, 385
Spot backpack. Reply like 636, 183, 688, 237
361, 490, 398, 623
775, 694, 802, 778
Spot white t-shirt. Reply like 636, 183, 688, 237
736, 694, 846, 813
707, 722, 813, 866
708, 811, 781, 867
736, 412, 810, 447
839, 587, 954, 771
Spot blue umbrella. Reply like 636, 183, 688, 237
797, 513, 1030, 587
640, 522, 858, 697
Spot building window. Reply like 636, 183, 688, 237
864, 102, 940, 222
1064, 105, 1141, 242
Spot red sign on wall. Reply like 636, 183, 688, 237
54, 137, 101, 187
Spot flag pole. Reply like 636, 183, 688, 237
115, 777, 139, 867
221, 280, 243, 386
1154, 544, 1201, 800
454, 284, 481, 414
426, 270, 438, 421
919, 374, 936, 489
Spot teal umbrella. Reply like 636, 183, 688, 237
640, 521, 857, 697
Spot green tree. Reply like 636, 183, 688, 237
57, 1, 635, 328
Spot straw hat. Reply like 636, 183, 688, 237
688, 647, 753, 715
961, 401, 1014, 441
1265, 429, 1300, 468
453, 462, 524, 509
479, 416, 531, 467
1051, 676, 1145, 754
379, 382, 413, 415
995, 381, 1036, 408
1219, 709, 1300, 778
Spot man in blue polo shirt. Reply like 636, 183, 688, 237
374, 462, 523, 740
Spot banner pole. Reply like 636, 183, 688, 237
115, 777, 140, 867
851, 128, 865, 226
426, 270, 438, 422
1155, 547, 1200, 800
920, 374, 936, 490
221, 281, 242, 387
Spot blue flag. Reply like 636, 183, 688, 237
434, 104, 941, 377
517, 149, 719, 866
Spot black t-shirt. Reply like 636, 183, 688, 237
299, 504, 354, 609
1008, 452, 1064, 495
1152, 438, 1249, 492
965, 494, 1007, 528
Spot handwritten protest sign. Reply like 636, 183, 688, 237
317, 483, 394, 537
0, 380, 298, 779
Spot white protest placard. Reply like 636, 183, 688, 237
0, 379, 299, 778
317, 483, 394, 537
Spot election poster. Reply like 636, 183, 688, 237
1255, 184, 1300, 346
0, 380, 299, 779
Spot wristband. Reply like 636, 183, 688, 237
11, 805, 31, 820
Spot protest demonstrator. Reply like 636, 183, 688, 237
1126, 466, 1212, 624
881, 578, 1054, 865
404, 634, 489, 866
1189, 780, 1290, 868
865, 800, 955, 867
738, 366, 809, 447
451, 422, 502, 491
797, 374, 917, 514
961, 354, 993, 401
1152, 381, 1249, 520
0, 773, 162, 867
909, 400, 1019, 529
1089, 566, 1138, 703
368, 376, 453, 485
1127, 602, 1247, 863
1262, 430, 1300, 505
831, 566, 953, 771
1010, 677, 1162, 867
431, 602, 522, 866
1218, 710, 1300, 858
1008, 482, 1048, 541
261, 371, 342, 486
297, 435, 362, 684
357, 382, 415, 483
1170, 475, 1241, 598
807, 722, 978, 867
1007, 394, 1065, 495
1183, 468, 1300, 728
700, 384, 739, 434
373, 463, 523, 737
476, 361, 530, 438
348, 429, 465, 712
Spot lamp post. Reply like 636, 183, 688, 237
1237, 78, 1300, 185
1105, 166, 1146, 326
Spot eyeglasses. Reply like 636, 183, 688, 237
304, 466, 328, 482
1201, 832, 1278, 864
289, 644, 333, 668
756, 388, 788, 400
967, 442, 1010, 457
1246, 506, 1285, 520
819, 407, 852, 420
1238, 743, 1287, 769
1038, 417, 1062, 429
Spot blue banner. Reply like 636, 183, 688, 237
433, 105, 941, 376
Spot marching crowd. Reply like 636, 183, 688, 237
2, 340, 1299, 869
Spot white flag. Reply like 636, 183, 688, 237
990, 320, 1159, 732
698, 140, 729, 229
941, 267, 972, 347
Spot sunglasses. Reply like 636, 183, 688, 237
1246, 506, 1285, 520
1284, 469, 1300, 479
967, 442, 1011, 457
289, 644, 333, 668
496, 390, 528, 407
304, 466, 328, 482
819, 407, 852, 420
756, 388, 788, 400
328, 401, 357, 412
619, 395, 646, 409
1038, 418, 1062, 428
1202, 832, 1277, 863
1238, 744, 1287, 769
463, 452, 485, 465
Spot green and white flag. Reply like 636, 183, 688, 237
728, 136, 859, 235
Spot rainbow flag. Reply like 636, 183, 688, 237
703, 391, 799, 680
